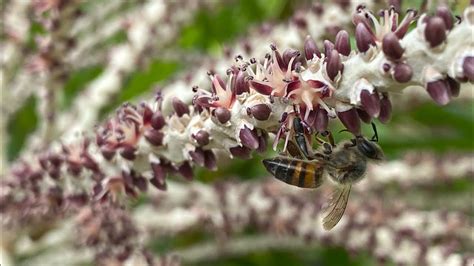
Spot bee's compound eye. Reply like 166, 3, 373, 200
358, 139, 377, 159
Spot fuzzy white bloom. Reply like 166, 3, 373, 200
133, 180, 472, 265
8, 5, 472, 208
359, 152, 474, 189
56, 1, 215, 142
112, 6, 473, 172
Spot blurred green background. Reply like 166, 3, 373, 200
6, 1, 472, 265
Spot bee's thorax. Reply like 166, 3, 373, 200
326, 146, 368, 185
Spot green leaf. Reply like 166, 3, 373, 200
379, 102, 474, 156
61, 66, 103, 109
99, 60, 180, 117
7, 97, 38, 161
178, 0, 288, 53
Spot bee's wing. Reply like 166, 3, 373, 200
262, 157, 325, 189
285, 140, 303, 159
322, 185, 351, 230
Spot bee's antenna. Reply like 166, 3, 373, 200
339, 129, 359, 139
370, 122, 379, 142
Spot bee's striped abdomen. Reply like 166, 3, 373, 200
262, 157, 323, 188
262, 157, 294, 183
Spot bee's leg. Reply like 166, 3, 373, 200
315, 137, 332, 155
322, 143, 332, 155
315, 131, 333, 155
370, 122, 379, 142
343, 138, 357, 148
313, 152, 330, 161
320, 130, 335, 147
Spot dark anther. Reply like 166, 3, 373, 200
294, 62, 302, 72
292, 104, 299, 114
279, 112, 288, 123
269, 94, 275, 103
406, 8, 418, 16
356, 4, 366, 12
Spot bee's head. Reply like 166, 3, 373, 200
340, 122, 385, 160
355, 136, 384, 161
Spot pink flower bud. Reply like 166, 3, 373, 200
335, 30, 351, 56
250, 104, 272, 121
355, 23, 375, 53
144, 129, 164, 146
360, 89, 381, 118
393, 63, 412, 83
193, 130, 210, 146
178, 162, 193, 181
425, 16, 447, 47
304, 35, 320, 60
426, 80, 451, 105
172, 97, 189, 117
229, 146, 251, 159
337, 108, 361, 135
151, 112, 165, 130
214, 107, 231, 124
150, 163, 167, 190
239, 126, 259, 150
326, 50, 342, 81
379, 94, 392, 124
382, 33, 404, 60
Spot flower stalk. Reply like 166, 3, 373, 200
92, 5, 474, 195
4, 5, 473, 202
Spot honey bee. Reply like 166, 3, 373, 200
263, 117, 384, 230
